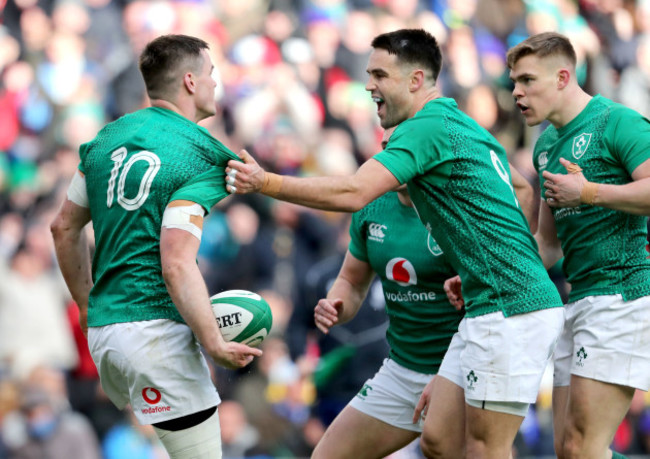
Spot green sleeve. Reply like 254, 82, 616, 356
373, 117, 451, 185
171, 134, 242, 212
204, 130, 242, 166
607, 108, 650, 174
170, 168, 230, 214
347, 211, 369, 262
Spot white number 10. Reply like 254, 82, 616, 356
107, 147, 161, 210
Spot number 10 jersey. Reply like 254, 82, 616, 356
79, 107, 238, 327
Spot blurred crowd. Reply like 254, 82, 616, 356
1, 0, 650, 457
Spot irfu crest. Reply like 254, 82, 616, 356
572, 133, 592, 159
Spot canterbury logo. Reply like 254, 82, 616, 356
538, 152, 548, 170
142, 387, 162, 405
368, 223, 387, 241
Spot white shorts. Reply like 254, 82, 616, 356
88, 319, 221, 425
349, 358, 432, 432
438, 308, 564, 405
553, 294, 650, 390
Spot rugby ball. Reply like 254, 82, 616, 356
210, 290, 273, 346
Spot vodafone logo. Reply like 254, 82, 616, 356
386, 258, 417, 286
142, 387, 162, 405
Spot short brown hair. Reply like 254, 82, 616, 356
506, 32, 576, 69
139, 34, 209, 100
371, 29, 442, 82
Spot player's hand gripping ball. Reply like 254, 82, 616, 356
210, 290, 273, 346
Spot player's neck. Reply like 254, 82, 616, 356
411, 86, 442, 117
550, 89, 592, 129
150, 99, 198, 123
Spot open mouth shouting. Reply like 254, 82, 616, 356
372, 95, 385, 117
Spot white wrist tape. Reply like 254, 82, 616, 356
67, 170, 89, 208
162, 204, 205, 241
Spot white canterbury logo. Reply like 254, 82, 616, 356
538, 152, 548, 170
368, 223, 387, 242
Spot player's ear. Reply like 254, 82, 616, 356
183, 72, 196, 94
409, 68, 425, 92
557, 68, 571, 90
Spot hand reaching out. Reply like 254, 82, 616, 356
225, 149, 266, 195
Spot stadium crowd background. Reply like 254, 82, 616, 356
1, 0, 650, 457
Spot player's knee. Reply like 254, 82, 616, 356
559, 426, 587, 459
419, 432, 462, 459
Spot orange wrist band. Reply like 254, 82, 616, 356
261, 173, 283, 197
580, 181, 599, 205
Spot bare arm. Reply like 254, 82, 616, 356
160, 200, 262, 369
544, 158, 650, 215
226, 150, 400, 212
509, 163, 538, 234
534, 199, 563, 269
313, 251, 376, 334
50, 199, 93, 336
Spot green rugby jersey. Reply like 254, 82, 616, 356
533, 95, 650, 302
374, 98, 563, 318
79, 107, 239, 327
349, 192, 462, 374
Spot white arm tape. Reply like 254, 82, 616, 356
67, 170, 89, 207
162, 203, 205, 241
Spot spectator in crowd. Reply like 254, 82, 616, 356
4, 381, 101, 459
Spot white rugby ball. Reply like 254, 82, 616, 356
210, 290, 273, 347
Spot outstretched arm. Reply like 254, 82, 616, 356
314, 251, 375, 334
226, 150, 400, 212
544, 158, 650, 215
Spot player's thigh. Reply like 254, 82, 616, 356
465, 403, 524, 457
312, 405, 419, 459
421, 375, 465, 452
464, 404, 522, 459
565, 375, 635, 448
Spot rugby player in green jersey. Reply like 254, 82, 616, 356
51, 34, 262, 459
507, 32, 650, 459
309, 126, 462, 458
226, 29, 564, 458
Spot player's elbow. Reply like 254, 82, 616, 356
50, 213, 69, 244
161, 257, 186, 287
338, 186, 375, 212
338, 196, 367, 212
